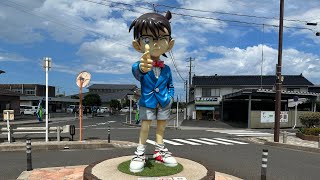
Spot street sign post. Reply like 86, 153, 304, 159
293, 96, 298, 129
3, 110, 14, 143
76, 71, 91, 141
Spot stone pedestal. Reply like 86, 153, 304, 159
83, 156, 210, 180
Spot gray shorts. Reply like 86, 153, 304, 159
139, 98, 173, 120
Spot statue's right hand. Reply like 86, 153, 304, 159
140, 44, 153, 73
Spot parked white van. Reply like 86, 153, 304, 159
20, 105, 46, 116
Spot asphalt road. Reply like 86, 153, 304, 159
1, 114, 319, 180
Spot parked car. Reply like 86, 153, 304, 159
67, 105, 79, 113
20, 106, 46, 115
120, 107, 130, 113
97, 107, 110, 113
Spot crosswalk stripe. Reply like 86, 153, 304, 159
214, 138, 248, 144
207, 130, 257, 133
200, 138, 233, 145
227, 132, 271, 135
187, 139, 217, 145
172, 139, 201, 145
236, 134, 273, 137
163, 139, 183, 145
146, 139, 156, 145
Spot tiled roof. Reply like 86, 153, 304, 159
87, 84, 137, 90
193, 75, 313, 86
98, 90, 134, 102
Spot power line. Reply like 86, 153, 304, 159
94, 0, 315, 32
169, 51, 186, 82
150, 2, 309, 23
165, 11, 314, 31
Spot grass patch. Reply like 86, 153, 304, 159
118, 159, 183, 177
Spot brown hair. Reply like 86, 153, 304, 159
129, 11, 172, 40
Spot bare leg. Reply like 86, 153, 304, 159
156, 120, 167, 144
139, 120, 152, 144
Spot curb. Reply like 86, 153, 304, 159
264, 141, 320, 153
121, 122, 182, 130
0, 140, 138, 152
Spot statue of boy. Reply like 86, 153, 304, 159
129, 11, 177, 172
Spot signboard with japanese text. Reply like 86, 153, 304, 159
261, 111, 288, 123
3, 110, 14, 121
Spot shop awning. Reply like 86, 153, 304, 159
196, 106, 215, 111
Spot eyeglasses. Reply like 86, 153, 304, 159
139, 35, 171, 44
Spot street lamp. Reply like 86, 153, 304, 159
306, 22, 317, 26
43, 57, 52, 142
306, 22, 320, 36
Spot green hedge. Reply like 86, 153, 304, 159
299, 112, 320, 128
299, 127, 320, 136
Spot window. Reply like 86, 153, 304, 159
202, 88, 211, 97
212, 89, 220, 96
287, 88, 300, 92
24, 89, 35, 95
12, 89, 22, 93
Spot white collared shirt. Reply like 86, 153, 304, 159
153, 67, 161, 79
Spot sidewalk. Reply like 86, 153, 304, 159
241, 134, 320, 153
0, 116, 85, 126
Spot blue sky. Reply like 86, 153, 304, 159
0, 0, 320, 99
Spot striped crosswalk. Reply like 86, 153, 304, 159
206, 129, 273, 137
146, 138, 248, 146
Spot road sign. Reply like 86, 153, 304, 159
3, 110, 14, 121
76, 71, 91, 88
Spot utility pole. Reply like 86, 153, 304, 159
274, 0, 284, 142
185, 80, 188, 120
186, 57, 195, 88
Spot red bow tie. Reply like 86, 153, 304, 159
152, 60, 164, 68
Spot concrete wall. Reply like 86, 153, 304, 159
250, 110, 305, 128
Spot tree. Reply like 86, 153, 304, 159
83, 94, 101, 106
110, 99, 121, 110
71, 95, 79, 99
122, 99, 130, 108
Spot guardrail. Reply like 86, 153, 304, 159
0, 125, 70, 143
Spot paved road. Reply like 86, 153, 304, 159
1, 115, 319, 180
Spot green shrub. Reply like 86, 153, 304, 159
298, 127, 305, 134
302, 128, 320, 136
299, 112, 320, 128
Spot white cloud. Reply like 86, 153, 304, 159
194, 45, 320, 83
77, 38, 138, 74
0, 50, 29, 62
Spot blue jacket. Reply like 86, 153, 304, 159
132, 61, 174, 109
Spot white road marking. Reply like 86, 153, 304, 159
200, 138, 233, 145
163, 139, 183, 145
187, 139, 217, 145
214, 138, 248, 144
171, 139, 201, 145
146, 139, 156, 145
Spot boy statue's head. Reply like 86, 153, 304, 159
129, 11, 175, 58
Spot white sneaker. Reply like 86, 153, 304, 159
153, 144, 177, 167
129, 145, 146, 173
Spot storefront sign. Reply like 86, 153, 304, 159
195, 97, 218, 102
261, 111, 288, 123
